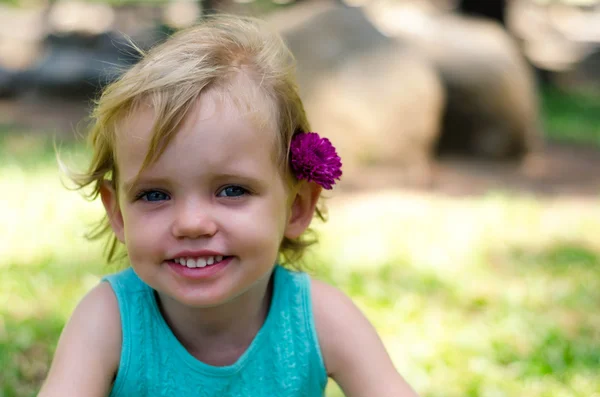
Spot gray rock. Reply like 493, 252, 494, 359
274, 3, 445, 184
21, 31, 147, 98
0, 66, 18, 97
371, 4, 543, 159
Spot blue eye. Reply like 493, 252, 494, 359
138, 190, 170, 202
217, 185, 248, 198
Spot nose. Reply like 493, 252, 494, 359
171, 200, 218, 239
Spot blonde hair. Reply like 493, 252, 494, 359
70, 15, 325, 267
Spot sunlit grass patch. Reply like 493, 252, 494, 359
0, 129, 101, 267
0, 167, 104, 267
315, 192, 600, 396
0, 131, 107, 396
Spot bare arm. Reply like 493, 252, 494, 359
38, 282, 121, 397
312, 279, 419, 397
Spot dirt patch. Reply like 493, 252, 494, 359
339, 143, 600, 198
0, 96, 92, 137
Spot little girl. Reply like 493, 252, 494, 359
40, 15, 419, 397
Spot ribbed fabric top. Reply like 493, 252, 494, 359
102, 265, 327, 396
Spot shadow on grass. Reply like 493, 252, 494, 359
502, 326, 600, 379
0, 312, 63, 397
489, 242, 600, 381
0, 258, 110, 397
510, 243, 599, 272
506, 242, 600, 310
489, 325, 600, 397
541, 87, 600, 146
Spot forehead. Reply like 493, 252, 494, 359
114, 77, 280, 183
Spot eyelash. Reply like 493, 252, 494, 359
135, 190, 170, 202
134, 185, 251, 202
216, 185, 250, 198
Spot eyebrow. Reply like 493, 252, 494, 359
121, 173, 269, 194
121, 177, 171, 194
211, 173, 269, 189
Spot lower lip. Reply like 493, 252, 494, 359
166, 257, 232, 280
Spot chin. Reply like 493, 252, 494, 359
170, 287, 237, 309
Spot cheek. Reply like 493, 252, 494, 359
226, 202, 287, 250
121, 208, 169, 258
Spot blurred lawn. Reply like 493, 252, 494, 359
1, 87, 600, 397
541, 87, 600, 146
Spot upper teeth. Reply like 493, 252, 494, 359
174, 256, 223, 268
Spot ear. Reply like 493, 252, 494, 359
100, 181, 125, 243
284, 182, 322, 239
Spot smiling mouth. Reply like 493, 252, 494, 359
171, 256, 231, 269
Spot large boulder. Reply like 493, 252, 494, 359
0, 66, 18, 97
19, 30, 152, 99
368, 1, 543, 159
507, 0, 600, 92
0, 1, 165, 99
271, 2, 445, 183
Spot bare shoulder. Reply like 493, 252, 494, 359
39, 281, 121, 397
309, 278, 374, 374
310, 278, 362, 345
310, 278, 419, 397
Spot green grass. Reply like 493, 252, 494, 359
1, 86, 600, 396
313, 193, 600, 396
541, 86, 600, 146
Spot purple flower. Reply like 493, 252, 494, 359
290, 132, 342, 190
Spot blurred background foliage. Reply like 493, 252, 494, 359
1, 0, 600, 396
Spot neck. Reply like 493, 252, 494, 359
156, 270, 274, 366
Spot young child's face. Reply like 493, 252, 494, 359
105, 83, 293, 308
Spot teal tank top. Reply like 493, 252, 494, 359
102, 265, 328, 396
